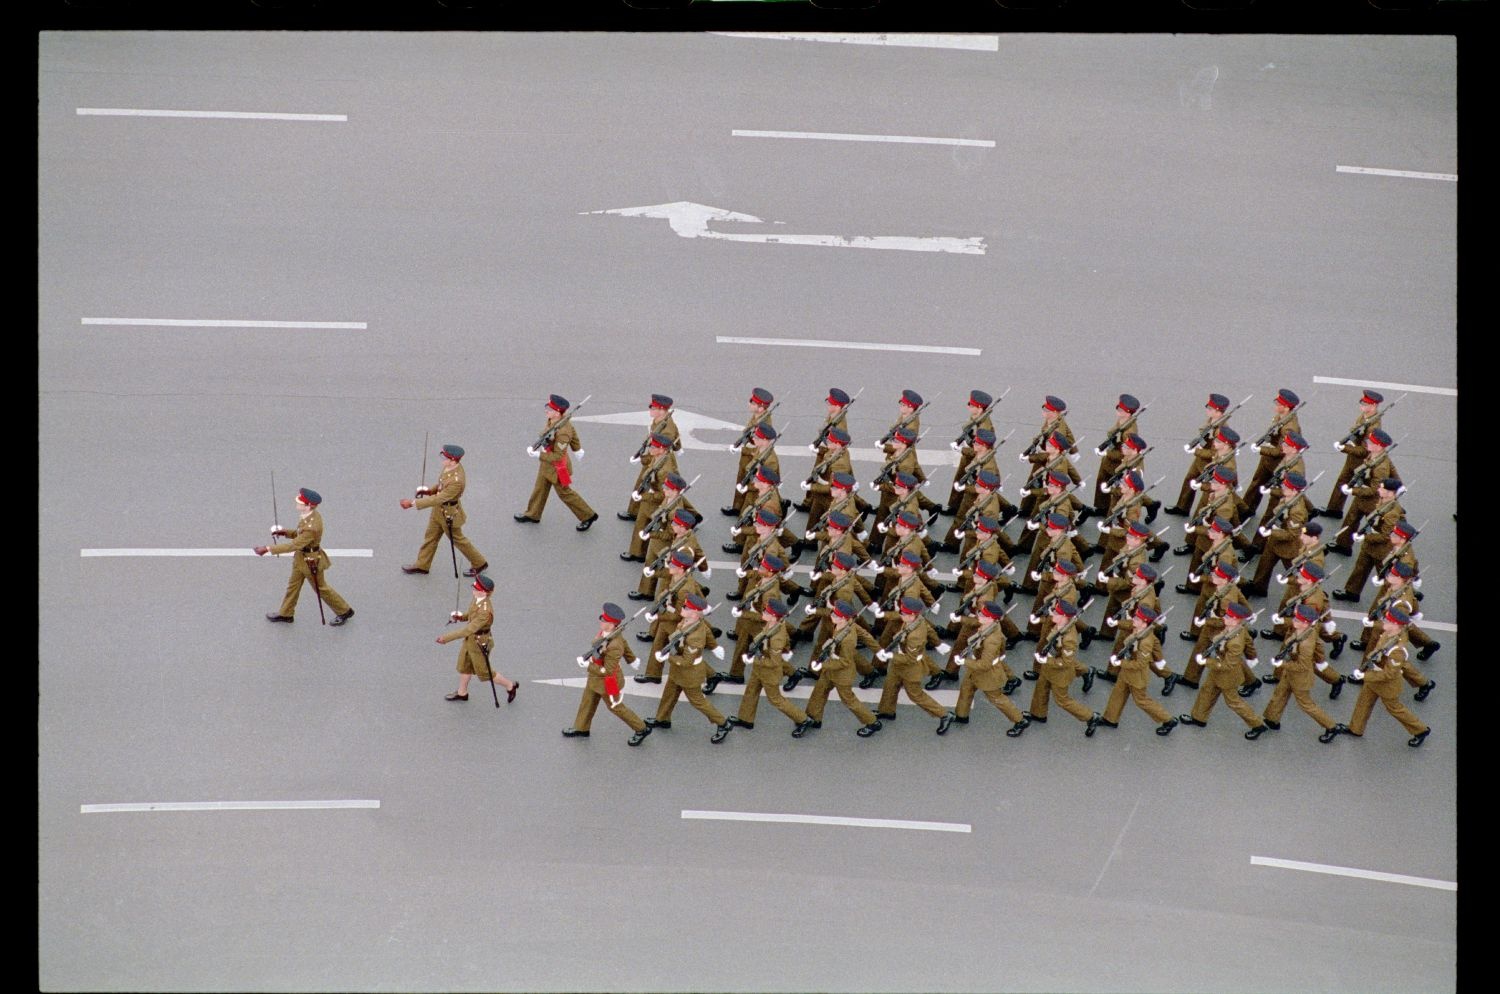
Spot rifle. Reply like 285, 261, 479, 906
735, 532, 780, 578
810, 626, 848, 670
1271, 609, 1333, 664
1189, 450, 1239, 491
1186, 520, 1250, 583
1258, 485, 1320, 537
735, 444, 779, 493
1104, 445, 1154, 492
1028, 535, 1070, 582
658, 607, 719, 659
802, 449, 846, 489
644, 530, 701, 578
949, 578, 1003, 622
1095, 401, 1150, 455
1199, 612, 1262, 660
1346, 440, 1402, 491
808, 387, 864, 450
639, 474, 702, 539
951, 388, 1010, 449
1114, 606, 1174, 660
1096, 476, 1165, 532
881, 612, 931, 656
527, 394, 591, 454
954, 493, 1003, 538
1259, 455, 1307, 494
873, 429, 930, 486
955, 429, 1015, 488
1187, 393, 1252, 450
1025, 479, 1088, 533
1186, 490, 1237, 531
873, 571, 925, 616
953, 603, 1018, 661
1035, 613, 1081, 660
744, 618, 790, 663
812, 568, 864, 611
733, 485, 780, 534
1273, 565, 1341, 621
732, 575, 782, 618
805, 493, 861, 541
646, 574, 694, 621
955, 533, 1012, 577
1253, 398, 1307, 449
633, 451, 675, 501
581, 605, 651, 660
875, 493, 925, 537
631, 408, 675, 464
729, 401, 780, 452
1337, 393, 1406, 449
878, 392, 938, 447
1108, 570, 1174, 626
1024, 438, 1085, 491
1364, 588, 1407, 624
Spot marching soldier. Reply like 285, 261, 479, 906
879, 389, 941, 514
1091, 519, 1161, 625
1347, 561, 1436, 699
1260, 560, 1348, 697
1176, 560, 1254, 695
940, 428, 1002, 549
515, 394, 598, 529
1021, 511, 1083, 602
729, 506, 788, 601
1022, 599, 1093, 729
1344, 607, 1431, 747
1017, 396, 1077, 520
563, 602, 652, 745
724, 387, 776, 517
630, 486, 705, 598
619, 394, 681, 522
726, 463, 786, 557
1176, 466, 1246, 584
725, 553, 789, 684
799, 425, 854, 529
873, 511, 943, 601
944, 469, 1011, 557
944, 390, 998, 513
873, 425, 932, 523
255, 487, 355, 626
1240, 471, 1314, 598
792, 547, 876, 658
873, 597, 957, 733
875, 472, 926, 557
1102, 432, 1162, 527
949, 513, 1015, 598
1320, 388, 1385, 519
621, 433, 680, 561
1176, 602, 1269, 739
1022, 469, 1087, 574
1333, 477, 1405, 595
1165, 393, 1234, 516
1094, 563, 1177, 695
399, 443, 488, 577
727, 598, 817, 737
1241, 390, 1303, 518
1348, 523, 1440, 662
1018, 430, 1082, 524
1090, 394, 1143, 518
1096, 468, 1171, 570
1260, 604, 1349, 743
802, 600, 884, 737
647, 594, 734, 743
635, 548, 706, 684
1237, 432, 1310, 566
949, 601, 1030, 736
436, 573, 517, 703
1327, 429, 1399, 556
1089, 604, 1177, 737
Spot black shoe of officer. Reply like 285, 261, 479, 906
1416, 642, 1441, 661
1328, 675, 1345, 700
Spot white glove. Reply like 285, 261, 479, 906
1193, 616, 1206, 627
1276, 573, 1288, 585
1335, 441, 1347, 452
1108, 655, 1120, 666
1003, 564, 1017, 575
526, 446, 539, 458
1189, 479, 1201, 491
781, 651, 794, 662
1033, 652, 1046, 664
808, 443, 819, 453
735, 483, 748, 495
654, 650, 668, 662
637, 529, 651, 541
735, 567, 747, 579
954, 529, 966, 539
1018, 452, 1028, 463
809, 571, 823, 582
1411, 611, 1423, 622
741, 653, 753, 665
1194, 654, 1205, 664
936, 643, 952, 656
876, 522, 889, 534
630, 490, 642, 502
1105, 616, 1118, 628
1352, 669, 1365, 679
1257, 527, 1270, 537
1028, 570, 1041, 582
712, 646, 725, 660
576, 656, 589, 668
810, 659, 823, 672
951, 440, 961, 451
1312, 660, 1326, 671
950, 568, 963, 579
1322, 621, 1338, 635
1025, 520, 1039, 531
450, 611, 464, 622
1184, 524, 1196, 534
954, 482, 966, 492
1028, 613, 1041, 625
1258, 485, 1271, 495
1353, 532, 1365, 544
873, 607, 886, 619
729, 442, 743, 453
1245, 657, 1257, 669
645, 611, 659, 623
1184, 443, 1195, 454
1094, 446, 1107, 457
800, 480, 812, 492
629, 453, 641, 465
575, 449, 585, 460
693, 657, 703, 666
643, 566, 656, 578
949, 612, 962, 623
856, 530, 869, 542
876, 649, 893, 662
269, 524, 282, 534
929, 600, 943, 614
1271, 614, 1284, 625
629, 657, 641, 670
953, 655, 968, 666
925, 568, 939, 579
1340, 484, 1352, 496
1187, 572, 1201, 584
731, 606, 743, 618
803, 530, 817, 542
803, 602, 817, 616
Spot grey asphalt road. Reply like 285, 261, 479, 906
39, 31, 1456, 993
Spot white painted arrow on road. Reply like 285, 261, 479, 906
572, 408, 959, 466
582, 202, 987, 255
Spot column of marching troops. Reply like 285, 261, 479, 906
252, 386, 1440, 751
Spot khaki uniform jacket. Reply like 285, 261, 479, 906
878, 447, 925, 494
1204, 627, 1257, 689
415, 463, 469, 527
1264, 493, 1312, 560
587, 633, 637, 694
1037, 626, 1082, 686
1357, 499, 1405, 559
1273, 630, 1322, 692
1117, 630, 1165, 689
958, 626, 1008, 692
808, 448, 854, 498
820, 623, 883, 686
538, 421, 582, 483
1361, 634, 1411, 699
269, 509, 332, 572
439, 595, 494, 651
666, 619, 720, 683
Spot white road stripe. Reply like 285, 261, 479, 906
81, 548, 374, 557
77, 107, 347, 122
717, 336, 980, 356
712, 32, 999, 52
82, 799, 379, 813
683, 810, 971, 833
1312, 376, 1456, 397
82, 318, 367, 329
732, 130, 995, 148
1335, 165, 1456, 182
1251, 856, 1455, 891
1328, 609, 1455, 634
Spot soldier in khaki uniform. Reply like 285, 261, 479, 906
944, 469, 1011, 557
724, 387, 776, 517
1345, 607, 1430, 747
1347, 562, 1435, 699
1094, 563, 1177, 695
1090, 394, 1144, 518
255, 487, 355, 625
1100, 432, 1163, 532
1332, 477, 1405, 598
949, 513, 1016, 598
1238, 431, 1310, 567
619, 394, 681, 522
1090, 604, 1177, 736
1022, 511, 1082, 604
950, 601, 1030, 736
941, 428, 1003, 549
399, 444, 488, 577
1019, 431, 1083, 527
1017, 396, 1077, 521
725, 553, 789, 683
1320, 388, 1384, 519
1022, 470, 1087, 576
622, 434, 680, 561
1176, 466, 1246, 584
1092, 521, 1159, 628
1239, 389, 1303, 518
630, 485, 704, 598
872, 425, 930, 523
648, 594, 734, 743
635, 549, 706, 684
804, 472, 865, 549
1328, 429, 1399, 556
1260, 560, 1348, 697
436, 574, 517, 703
1095, 469, 1168, 572
1176, 602, 1268, 738
1349, 526, 1440, 662
802, 600, 884, 737
730, 506, 788, 601
1241, 471, 1314, 598
942, 390, 997, 514
1260, 604, 1348, 743
563, 602, 651, 745
873, 597, 957, 733
515, 394, 598, 529
794, 535, 873, 651
1177, 560, 1254, 693
799, 425, 854, 531
1023, 599, 1093, 728
1165, 393, 1234, 516
936, 558, 1022, 679
874, 472, 927, 557
728, 598, 816, 736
